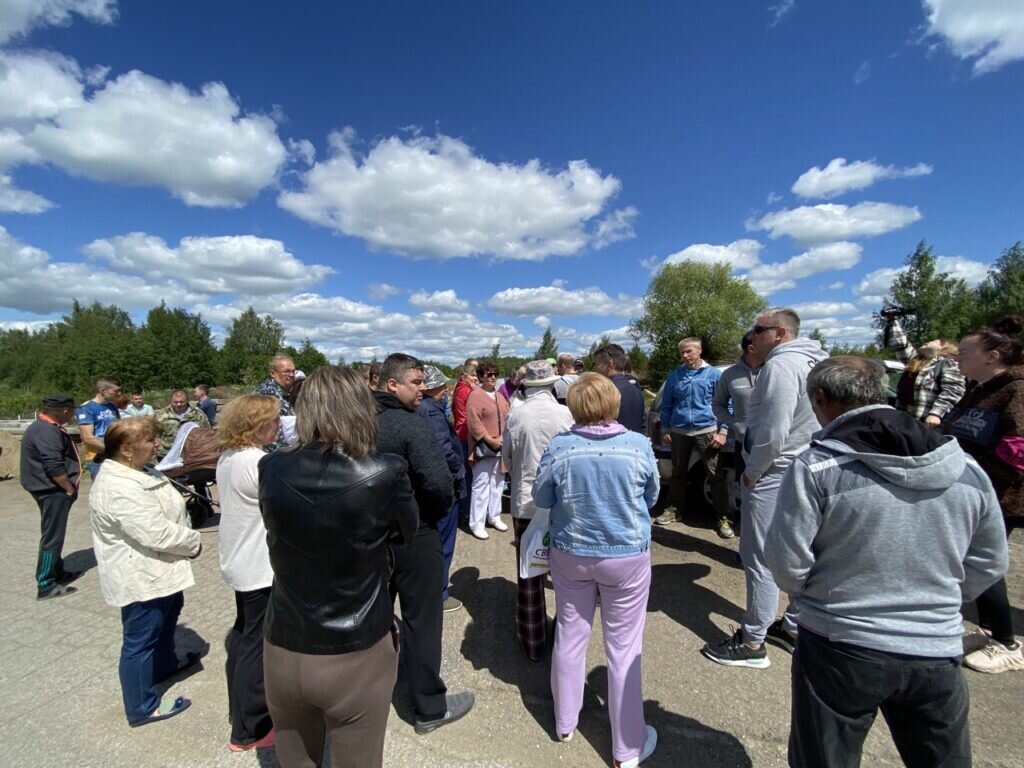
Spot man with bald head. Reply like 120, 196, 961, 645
765, 356, 1007, 767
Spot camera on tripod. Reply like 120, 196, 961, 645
876, 304, 916, 320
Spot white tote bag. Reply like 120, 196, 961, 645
518, 507, 552, 579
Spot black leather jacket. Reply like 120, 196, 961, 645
258, 443, 418, 654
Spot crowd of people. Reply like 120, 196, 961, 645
15, 308, 1023, 768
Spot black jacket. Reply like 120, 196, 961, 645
611, 373, 646, 433
375, 392, 455, 528
258, 443, 418, 654
416, 396, 466, 498
20, 416, 80, 495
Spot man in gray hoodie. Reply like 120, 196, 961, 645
766, 356, 1007, 767
702, 308, 828, 668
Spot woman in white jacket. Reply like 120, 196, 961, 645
90, 416, 202, 727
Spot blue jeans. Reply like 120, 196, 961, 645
437, 500, 460, 601
86, 460, 101, 479
119, 592, 184, 723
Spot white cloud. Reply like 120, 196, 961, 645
408, 289, 468, 311
854, 61, 872, 84
822, 281, 846, 290
745, 242, 863, 294
367, 282, 401, 300
768, 0, 795, 27
923, 0, 1024, 75
935, 255, 991, 286
0, 173, 54, 212
83, 232, 332, 295
278, 129, 630, 261
0, 318, 57, 332
790, 301, 859, 318
0, 50, 85, 124
487, 283, 643, 318
533, 315, 551, 329
0, 225, 198, 313
748, 202, 922, 245
658, 238, 764, 273
0, 0, 116, 44
791, 158, 933, 199
25, 69, 288, 207
854, 266, 904, 306
592, 206, 638, 249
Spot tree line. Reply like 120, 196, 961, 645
0, 240, 1019, 416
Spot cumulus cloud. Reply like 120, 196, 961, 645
0, 173, 54, 212
408, 289, 468, 311
0, 0, 116, 44
745, 242, 863, 294
822, 281, 846, 290
658, 238, 764, 273
853, 254, 990, 306
83, 232, 332, 295
922, 0, 1024, 75
854, 266, 903, 306
533, 315, 551, 329
367, 282, 401, 300
278, 129, 631, 261
935, 255, 991, 286
748, 202, 922, 245
788, 301, 860, 326
487, 283, 643, 318
0, 225, 199, 313
792, 158, 933, 199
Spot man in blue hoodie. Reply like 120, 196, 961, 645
767, 356, 1007, 767
654, 337, 723, 527
702, 309, 828, 668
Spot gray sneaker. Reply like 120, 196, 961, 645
653, 507, 680, 526
414, 691, 475, 734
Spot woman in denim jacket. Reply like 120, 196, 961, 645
533, 373, 660, 768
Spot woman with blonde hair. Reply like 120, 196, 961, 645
89, 416, 202, 727
216, 394, 281, 751
259, 366, 418, 768
533, 373, 660, 768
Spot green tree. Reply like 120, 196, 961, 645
135, 302, 217, 390
882, 241, 975, 345
630, 261, 767, 384
292, 337, 329, 374
580, 335, 612, 372
976, 242, 1024, 327
808, 328, 826, 345
39, 301, 139, 395
219, 307, 285, 385
627, 343, 649, 378
536, 326, 558, 359
489, 342, 501, 361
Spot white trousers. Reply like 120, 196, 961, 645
470, 457, 503, 532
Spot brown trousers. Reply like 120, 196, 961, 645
264, 630, 399, 768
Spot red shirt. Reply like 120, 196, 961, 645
453, 379, 474, 441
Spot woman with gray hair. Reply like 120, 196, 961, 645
258, 366, 418, 767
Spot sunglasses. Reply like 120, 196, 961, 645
482, 372, 498, 378
752, 325, 779, 334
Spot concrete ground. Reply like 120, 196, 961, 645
1, 477, 1021, 768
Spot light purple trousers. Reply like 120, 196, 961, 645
550, 547, 651, 763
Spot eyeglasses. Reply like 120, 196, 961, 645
482, 372, 498, 378
752, 325, 779, 334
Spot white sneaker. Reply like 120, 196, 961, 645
489, 518, 508, 532
615, 725, 657, 768
470, 528, 489, 540
962, 627, 992, 656
557, 730, 573, 742
964, 639, 1024, 674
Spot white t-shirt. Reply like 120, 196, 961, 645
216, 446, 273, 592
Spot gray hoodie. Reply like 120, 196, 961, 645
766, 405, 1009, 657
711, 356, 759, 451
743, 336, 829, 481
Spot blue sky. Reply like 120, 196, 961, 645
0, 0, 1021, 362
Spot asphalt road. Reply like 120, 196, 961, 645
1, 477, 1020, 768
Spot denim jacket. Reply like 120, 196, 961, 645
532, 425, 659, 558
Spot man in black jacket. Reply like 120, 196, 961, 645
593, 343, 645, 433
375, 354, 473, 734
20, 394, 82, 600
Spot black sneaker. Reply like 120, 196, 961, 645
37, 583, 77, 601
701, 629, 770, 668
414, 691, 475, 734
764, 619, 796, 654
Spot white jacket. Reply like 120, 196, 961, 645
502, 388, 574, 519
89, 459, 201, 608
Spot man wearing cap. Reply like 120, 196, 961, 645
416, 365, 467, 613
20, 395, 82, 600
502, 360, 574, 660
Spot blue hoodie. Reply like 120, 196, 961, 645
659, 362, 721, 432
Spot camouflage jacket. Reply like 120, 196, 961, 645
155, 405, 210, 455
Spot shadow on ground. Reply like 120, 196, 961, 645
578, 666, 753, 767
454, 565, 557, 738
651, 525, 741, 571
62, 547, 97, 576
648, 563, 744, 646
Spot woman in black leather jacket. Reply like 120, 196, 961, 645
258, 365, 418, 768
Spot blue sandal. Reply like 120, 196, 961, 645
129, 696, 192, 727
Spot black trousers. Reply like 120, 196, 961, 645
790, 630, 971, 768
390, 526, 447, 720
33, 490, 74, 593
226, 587, 273, 745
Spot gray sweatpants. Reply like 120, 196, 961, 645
739, 468, 797, 644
